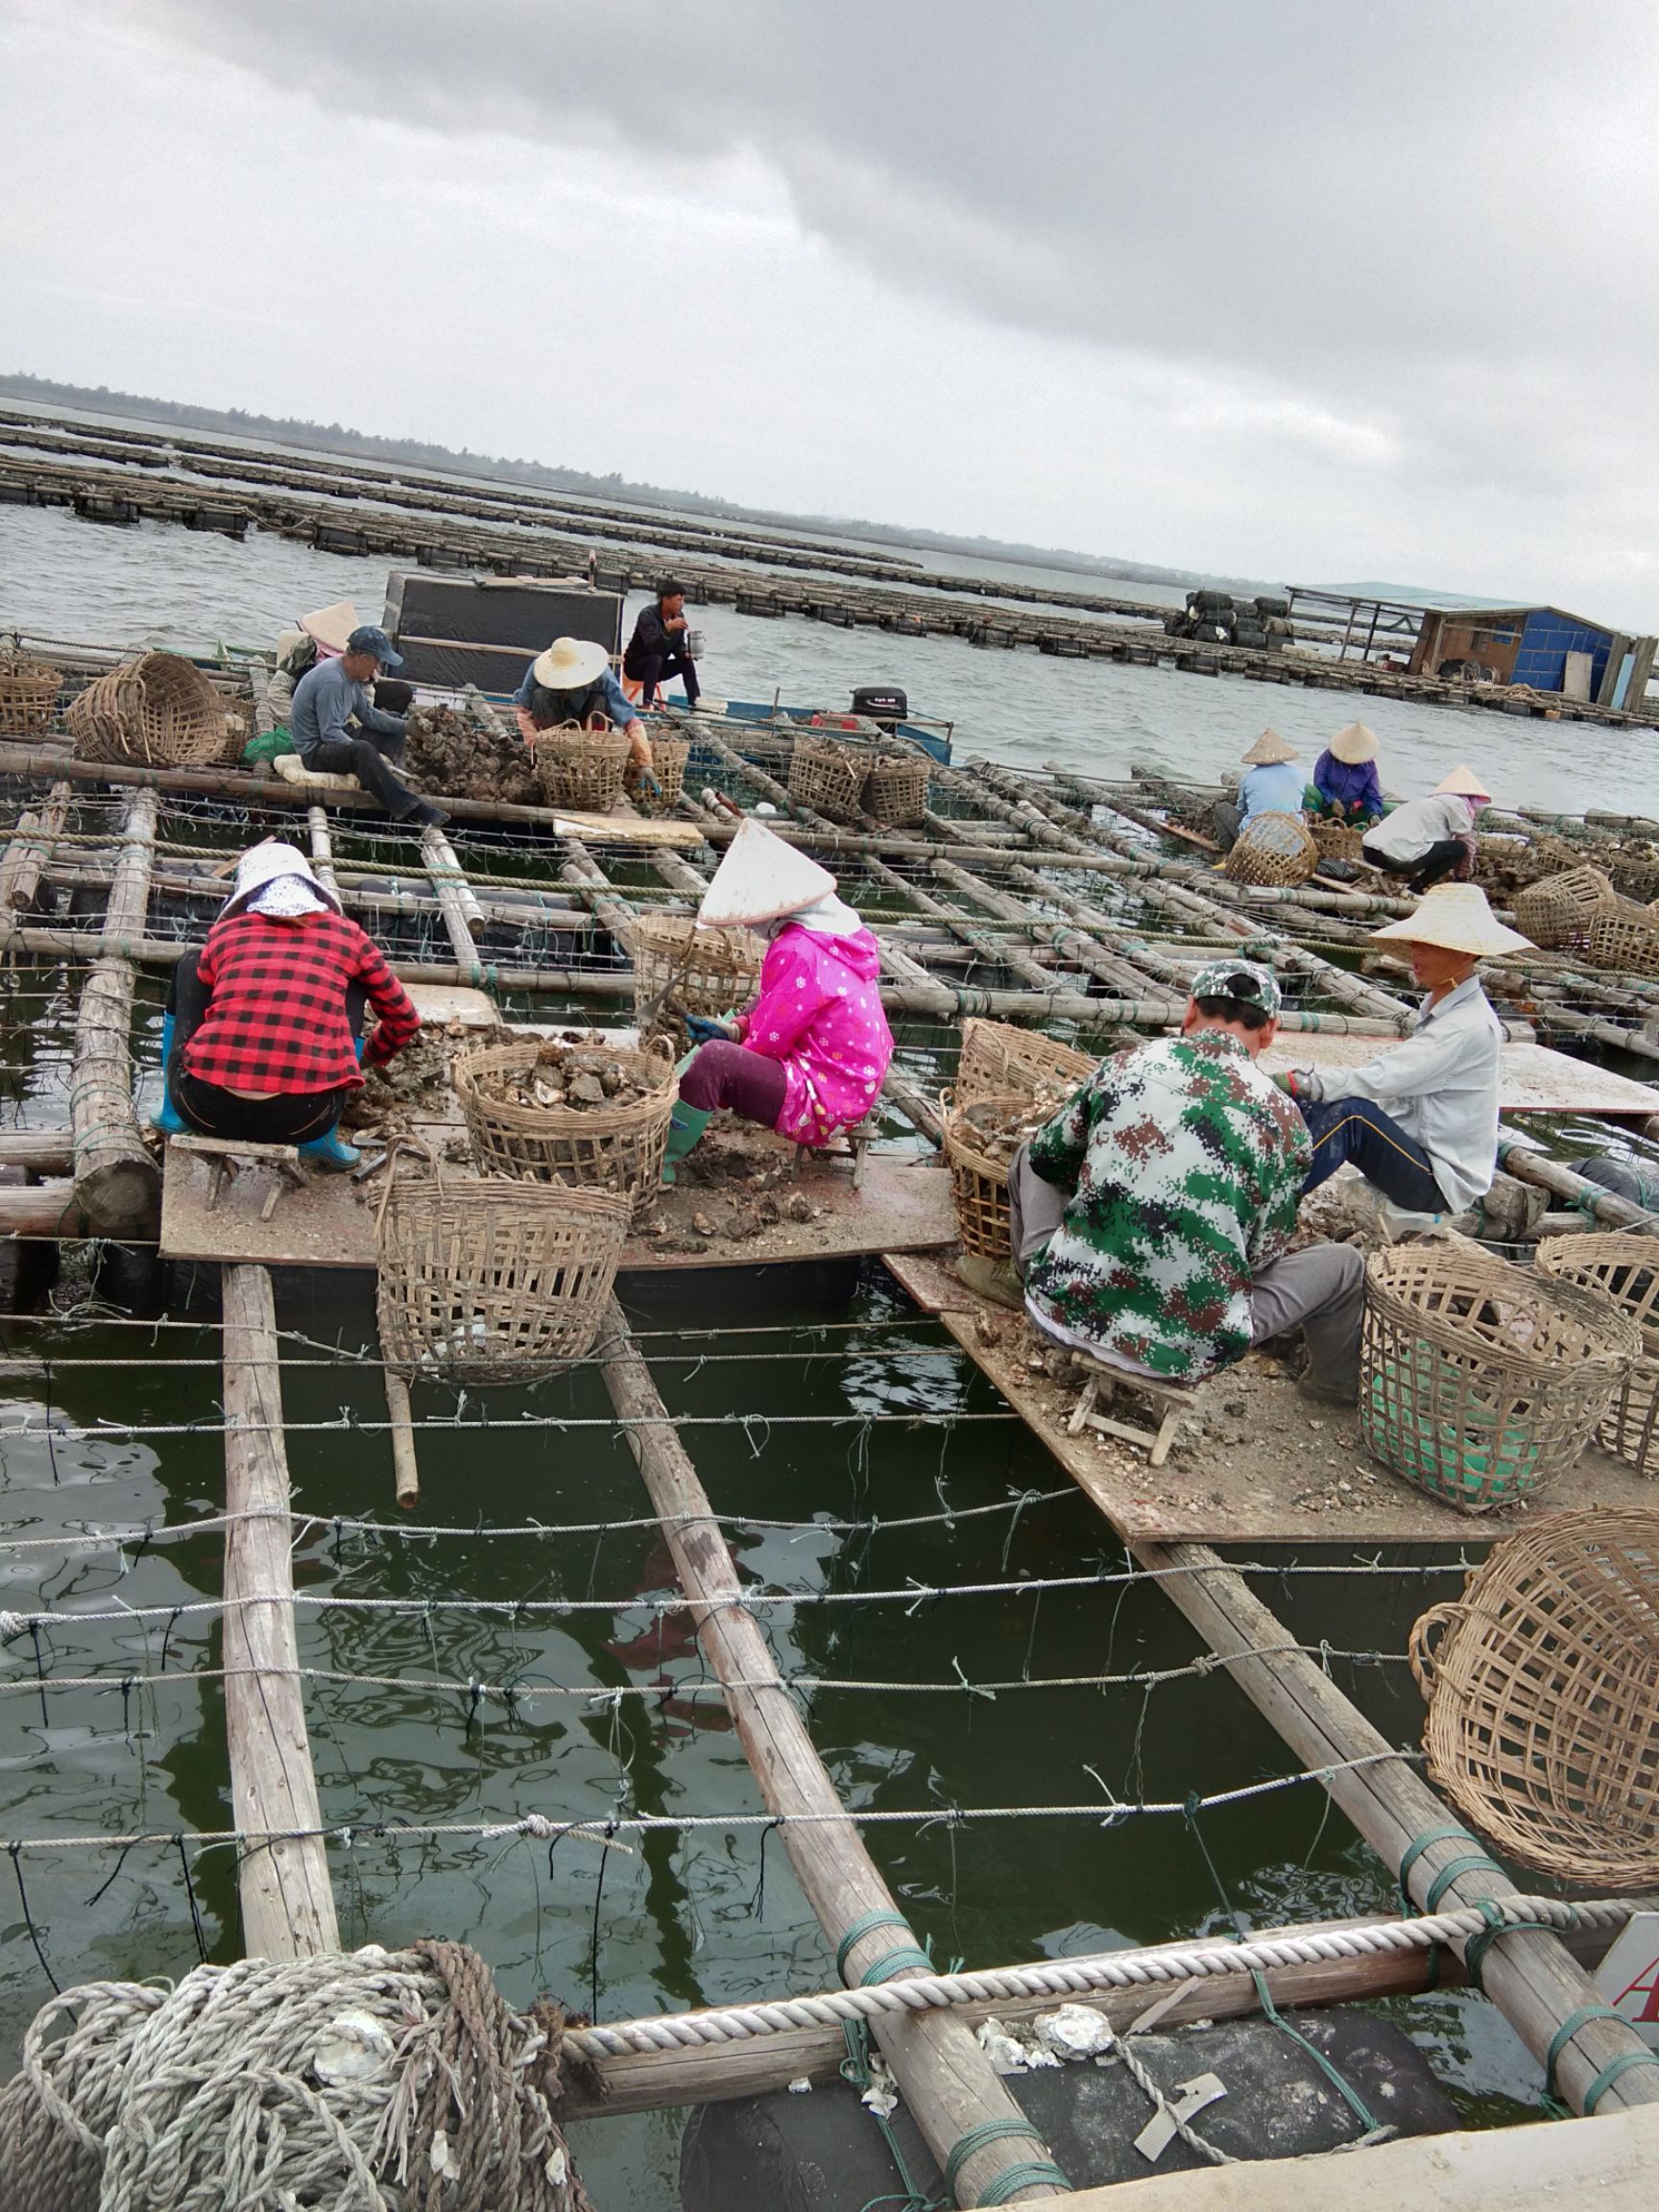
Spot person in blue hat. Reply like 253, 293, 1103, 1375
289, 624, 446, 829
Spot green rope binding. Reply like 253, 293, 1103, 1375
835, 1902, 928, 1990
977, 2160, 1071, 2204
1581, 2048, 1659, 2116
1397, 1820, 1485, 1911
1423, 1852, 1507, 1913
942, 2117, 1049, 2195
1545, 2003, 1659, 2109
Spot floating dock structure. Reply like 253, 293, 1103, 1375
0, 653, 1656, 2203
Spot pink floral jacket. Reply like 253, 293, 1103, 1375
739, 924, 893, 1143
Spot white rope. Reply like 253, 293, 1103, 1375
565, 1895, 1638, 2058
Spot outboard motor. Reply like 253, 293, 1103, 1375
851, 684, 907, 736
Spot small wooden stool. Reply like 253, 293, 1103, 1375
170, 1135, 308, 1222
794, 1118, 874, 1190
1064, 1356, 1194, 1469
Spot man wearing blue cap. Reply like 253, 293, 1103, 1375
289, 625, 446, 829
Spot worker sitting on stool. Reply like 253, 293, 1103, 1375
660, 820, 893, 1183
623, 579, 702, 709
151, 840, 421, 1170
1359, 765, 1489, 892
1276, 883, 1532, 1218
289, 624, 446, 830
960, 960, 1364, 1404
513, 635, 652, 773
1211, 729, 1303, 853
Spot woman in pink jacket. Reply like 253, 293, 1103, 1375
661, 820, 894, 1182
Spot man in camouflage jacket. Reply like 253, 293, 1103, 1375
996, 960, 1363, 1400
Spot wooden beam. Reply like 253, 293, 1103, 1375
221, 1262, 339, 1958
593, 1300, 1066, 2203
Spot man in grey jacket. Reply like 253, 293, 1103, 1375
289, 625, 445, 829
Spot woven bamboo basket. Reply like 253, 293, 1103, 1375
1536, 1234, 1659, 1477
627, 910, 762, 1052
0, 656, 60, 737
1359, 1246, 1639, 1514
1310, 818, 1363, 861
646, 734, 690, 807
374, 1139, 630, 1382
1584, 898, 1659, 979
1511, 866, 1614, 950
65, 651, 227, 767
534, 727, 632, 812
788, 736, 867, 822
1407, 1508, 1659, 1887
1608, 845, 1659, 902
957, 1018, 1094, 1107
454, 1037, 676, 1214
1223, 810, 1318, 887
941, 1089, 1022, 1259
863, 754, 929, 828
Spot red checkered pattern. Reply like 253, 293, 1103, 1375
181, 910, 421, 1094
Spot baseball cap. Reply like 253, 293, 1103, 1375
347, 624, 403, 669
1189, 957, 1283, 1021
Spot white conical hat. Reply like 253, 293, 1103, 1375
1241, 728, 1298, 766
1328, 721, 1378, 764
1369, 882, 1531, 957
533, 636, 610, 689
1433, 763, 1491, 800
300, 600, 359, 653
697, 818, 837, 929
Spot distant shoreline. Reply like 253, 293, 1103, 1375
0, 370, 1269, 598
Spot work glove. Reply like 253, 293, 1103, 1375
685, 1015, 739, 1046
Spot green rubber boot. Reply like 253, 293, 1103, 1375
661, 1102, 712, 1186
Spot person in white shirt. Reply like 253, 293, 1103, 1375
1277, 882, 1533, 1213
1360, 764, 1489, 893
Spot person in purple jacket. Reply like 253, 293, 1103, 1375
1309, 722, 1384, 824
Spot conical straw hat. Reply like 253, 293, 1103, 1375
697, 818, 837, 929
1328, 721, 1378, 765
533, 636, 610, 689
1241, 728, 1298, 766
1369, 882, 1531, 957
300, 600, 359, 653
1433, 763, 1491, 800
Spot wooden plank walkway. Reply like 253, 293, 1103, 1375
162, 1142, 954, 1271
885, 1249, 1659, 1544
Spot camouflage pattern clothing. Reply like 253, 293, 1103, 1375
1023, 1028, 1311, 1381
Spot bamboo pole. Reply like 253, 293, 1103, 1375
69, 789, 159, 1237
419, 825, 484, 981
1501, 1146, 1659, 1234
0, 781, 70, 914
221, 1262, 339, 1958
383, 1368, 420, 1508
1137, 1539, 1659, 2117
594, 1301, 1066, 2203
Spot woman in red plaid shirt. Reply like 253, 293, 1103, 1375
153, 840, 421, 1170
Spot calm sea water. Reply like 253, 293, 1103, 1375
2, 500, 1648, 817
0, 496, 1603, 2204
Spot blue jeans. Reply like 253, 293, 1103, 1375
1297, 1096, 1446, 1211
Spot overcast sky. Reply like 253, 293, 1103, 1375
5, 0, 1658, 621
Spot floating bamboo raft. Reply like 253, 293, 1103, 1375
2, 649, 1658, 2204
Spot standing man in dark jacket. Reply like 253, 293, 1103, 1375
289, 625, 446, 828
623, 581, 702, 709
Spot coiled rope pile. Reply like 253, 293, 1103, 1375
0, 1940, 594, 2212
